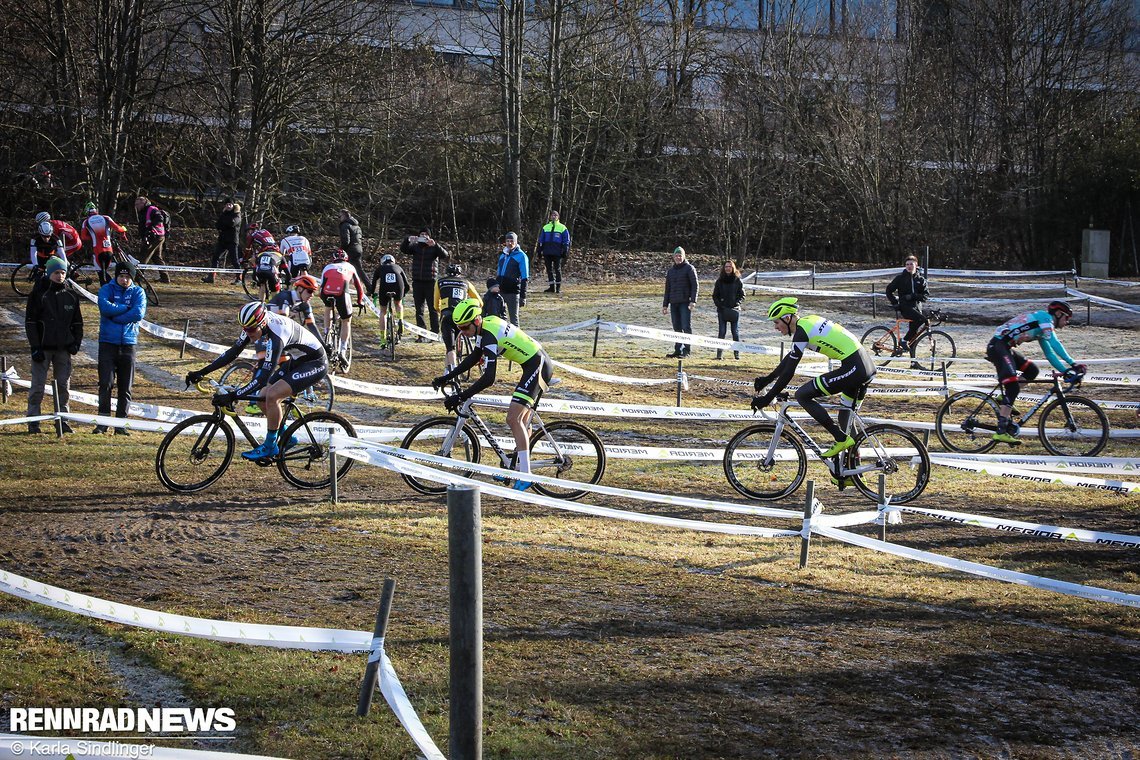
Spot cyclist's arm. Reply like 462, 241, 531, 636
758, 328, 808, 395
1039, 331, 1076, 372
28, 239, 36, 265
54, 240, 65, 260
884, 272, 901, 305
456, 348, 496, 399
234, 334, 282, 398
297, 302, 321, 339
466, 284, 482, 305
198, 333, 251, 376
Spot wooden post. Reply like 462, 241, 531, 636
449, 485, 483, 760
52, 379, 63, 438
180, 319, 191, 358
878, 473, 887, 541
676, 357, 683, 407
799, 480, 815, 568
356, 579, 396, 717
591, 314, 601, 357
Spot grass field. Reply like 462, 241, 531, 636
1, 271, 1139, 759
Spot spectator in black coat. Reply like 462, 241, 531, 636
712, 260, 744, 360
204, 201, 242, 283
338, 209, 369, 291
482, 276, 508, 319
400, 227, 451, 339
661, 246, 699, 358
24, 257, 83, 433
885, 255, 930, 354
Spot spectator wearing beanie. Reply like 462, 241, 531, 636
94, 261, 146, 434
24, 256, 83, 433
482, 276, 508, 319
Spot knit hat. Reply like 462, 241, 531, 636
673, 247, 685, 256
486, 276, 499, 289
44, 257, 66, 277
114, 261, 133, 278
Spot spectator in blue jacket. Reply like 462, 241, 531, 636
94, 261, 147, 434
537, 210, 571, 294
496, 232, 529, 325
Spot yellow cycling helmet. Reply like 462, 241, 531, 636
452, 298, 482, 327
767, 297, 799, 320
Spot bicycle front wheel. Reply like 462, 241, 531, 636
135, 269, 160, 307
530, 421, 606, 500
723, 423, 807, 500
1038, 396, 1109, 458
860, 326, 898, 368
935, 391, 999, 453
400, 417, 482, 495
155, 414, 235, 492
240, 267, 257, 298
278, 411, 356, 489
850, 424, 930, 504
910, 329, 955, 372
11, 263, 38, 296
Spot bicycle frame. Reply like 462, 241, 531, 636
440, 397, 568, 473
759, 401, 884, 480
965, 375, 1067, 430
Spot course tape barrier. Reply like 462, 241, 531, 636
334, 435, 806, 523
930, 456, 1140, 494
0, 568, 445, 760
0, 736, 289, 760
814, 524, 1140, 608
931, 452, 1140, 477
882, 503, 1140, 548
1075, 276, 1140, 288
1066, 288, 1140, 315
743, 282, 1087, 306
747, 267, 1074, 282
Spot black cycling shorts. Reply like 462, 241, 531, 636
321, 292, 352, 319
807, 352, 876, 400
255, 267, 280, 288
440, 312, 458, 352
512, 351, 553, 409
270, 357, 328, 394
289, 262, 309, 279
986, 337, 1035, 386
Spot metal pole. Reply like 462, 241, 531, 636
356, 578, 396, 717
52, 379, 63, 438
180, 319, 190, 358
591, 314, 601, 357
676, 357, 683, 407
329, 446, 340, 504
810, 264, 816, 290
448, 484, 483, 760
799, 480, 814, 568
1, 356, 7, 403
923, 245, 930, 278
1086, 298, 1091, 327
878, 473, 887, 541
940, 361, 948, 395
871, 283, 876, 318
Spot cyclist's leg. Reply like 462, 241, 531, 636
336, 295, 352, 348
986, 338, 1023, 440
898, 304, 925, 348
796, 358, 868, 450
507, 354, 552, 480
441, 313, 458, 368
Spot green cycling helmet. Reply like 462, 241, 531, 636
83, 201, 97, 215
767, 297, 799, 320
452, 298, 482, 327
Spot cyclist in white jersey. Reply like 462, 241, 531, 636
279, 224, 312, 278
185, 302, 327, 460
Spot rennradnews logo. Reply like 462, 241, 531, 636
7, 707, 236, 733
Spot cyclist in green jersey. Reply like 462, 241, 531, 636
751, 297, 877, 460
431, 298, 552, 491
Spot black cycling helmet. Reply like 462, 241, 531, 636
447, 263, 463, 276
1047, 300, 1073, 320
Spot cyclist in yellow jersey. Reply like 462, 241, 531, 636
751, 297, 877, 461
431, 298, 552, 491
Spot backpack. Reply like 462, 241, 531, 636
159, 207, 172, 231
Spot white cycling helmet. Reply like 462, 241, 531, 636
37, 221, 53, 237
380, 254, 395, 265
35, 211, 50, 224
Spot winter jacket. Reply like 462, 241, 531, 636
496, 247, 530, 294
482, 289, 508, 319
886, 270, 928, 307
339, 217, 364, 256
663, 261, 699, 306
97, 279, 147, 345
712, 276, 744, 314
400, 238, 451, 281
216, 208, 242, 245
537, 221, 571, 259
25, 280, 83, 352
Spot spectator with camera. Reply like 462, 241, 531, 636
401, 226, 451, 340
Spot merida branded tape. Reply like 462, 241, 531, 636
930, 456, 1140, 494
883, 503, 1140, 548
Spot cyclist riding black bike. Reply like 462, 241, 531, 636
435, 263, 481, 372
371, 253, 411, 349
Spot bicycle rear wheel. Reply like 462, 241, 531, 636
240, 267, 258, 298
530, 421, 606, 500
860, 326, 898, 368
278, 411, 356, 489
723, 423, 807, 500
1038, 396, 1109, 458
400, 417, 481, 495
850, 424, 930, 504
935, 391, 999, 453
910, 329, 955, 372
11, 263, 39, 296
385, 310, 397, 360
155, 414, 235, 492
134, 269, 160, 307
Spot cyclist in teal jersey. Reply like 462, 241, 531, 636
986, 300, 1085, 444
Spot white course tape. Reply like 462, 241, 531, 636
529, 318, 601, 335
931, 452, 1140, 477
814, 524, 1140, 608
883, 503, 1140, 548
335, 435, 806, 523
550, 358, 676, 386
0, 736, 288, 760
930, 456, 1140, 494
598, 320, 782, 355
1066, 288, 1140, 314
1074, 276, 1140, 287
0, 569, 445, 760
743, 283, 876, 298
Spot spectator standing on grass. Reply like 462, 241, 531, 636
712, 259, 744, 360
662, 246, 698, 358
482, 276, 507, 320
135, 196, 169, 283
93, 261, 146, 435
536, 210, 571, 294
204, 201, 242, 283
885, 255, 930, 356
401, 227, 451, 340
24, 257, 82, 434
496, 231, 529, 326
338, 209, 369, 291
